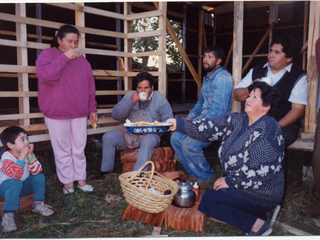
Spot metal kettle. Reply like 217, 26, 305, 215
172, 178, 196, 208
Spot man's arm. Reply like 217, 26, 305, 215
278, 103, 306, 128
234, 88, 250, 102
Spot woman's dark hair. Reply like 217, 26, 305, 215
204, 45, 226, 61
0, 126, 27, 150
50, 25, 79, 48
135, 72, 155, 88
270, 34, 299, 60
251, 81, 282, 116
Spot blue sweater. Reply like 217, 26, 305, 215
176, 112, 285, 207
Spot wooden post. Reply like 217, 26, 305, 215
305, 1, 320, 133
231, 1, 243, 113
15, 3, 29, 126
241, 22, 275, 75
302, 1, 308, 71
124, 2, 133, 91
224, 40, 233, 68
154, 2, 202, 89
198, 9, 203, 81
75, 2, 85, 57
158, 2, 167, 97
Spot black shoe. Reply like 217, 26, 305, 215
93, 171, 112, 180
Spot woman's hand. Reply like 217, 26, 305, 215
213, 177, 229, 190
166, 118, 177, 131
64, 48, 81, 60
131, 93, 140, 105
89, 112, 98, 125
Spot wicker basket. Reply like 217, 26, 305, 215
119, 161, 179, 213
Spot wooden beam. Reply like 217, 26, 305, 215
132, 2, 185, 19
224, 40, 233, 68
0, 12, 126, 39
15, 3, 29, 126
153, 3, 201, 88
213, 1, 296, 14
241, 22, 275, 75
156, 2, 167, 97
231, 1, 243, 113
305, 1, 320, 133
198, 9, 203, 94
123, 2, 132, 91
75, 2, 85, 58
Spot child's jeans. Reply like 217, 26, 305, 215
0, 174, 46, 213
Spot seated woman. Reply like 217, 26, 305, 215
167, 81, 284, 236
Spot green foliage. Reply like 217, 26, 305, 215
131, 17, 182, 70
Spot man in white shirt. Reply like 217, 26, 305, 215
234, 34, 308, 148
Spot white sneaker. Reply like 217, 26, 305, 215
32, 202, 54, 216
63, 188, 75, 194
1, 213, 17, 232
77, 184, 93, 192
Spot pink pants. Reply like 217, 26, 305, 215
45, 117, 88, 184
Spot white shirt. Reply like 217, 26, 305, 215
235, 63, 308, 106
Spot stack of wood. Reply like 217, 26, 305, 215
0, 193, 34, 215
164, 194, 206, 233
123, 195, 206, 233
120, 147, 176, 173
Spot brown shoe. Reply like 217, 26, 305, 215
300, 205, 320, 218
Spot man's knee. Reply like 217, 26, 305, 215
102, 130, 121, 145
170, 132, 184, 146
140, 134, 160, 147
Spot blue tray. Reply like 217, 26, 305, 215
123, 123, 171, 134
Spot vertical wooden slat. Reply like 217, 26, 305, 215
231, 1, 243, 113
198, 9, 203, 83
305, 1, 320, 133
241, 22, 275, 75
158, 2, 167, 97
124, 2, 132, 91
15, 3, 29, 126
302, 1, 308, 71
75, 2, 85, 57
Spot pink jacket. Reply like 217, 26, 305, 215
36, 47, 97, 119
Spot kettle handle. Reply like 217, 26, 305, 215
173, 177, 186, 183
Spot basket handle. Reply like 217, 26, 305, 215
125, 160, 155, 188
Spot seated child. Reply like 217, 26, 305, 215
0, 126, 54, 232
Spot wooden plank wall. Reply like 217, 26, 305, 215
0, 2, 168, 147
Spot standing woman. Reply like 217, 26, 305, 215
167, 82, 285, 236
36, 25, 98, 194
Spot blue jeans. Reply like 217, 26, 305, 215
170, 131, 214, 182
198, 189, 274, 233
0, 174, 46, 213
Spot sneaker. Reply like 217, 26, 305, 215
1, 213, 17, 232
63, 188, 75, 194
32, 202, 54, 216
267, 205, 281, 227
77, 184, 93, 192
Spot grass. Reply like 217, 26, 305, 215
0, 140, 319, 237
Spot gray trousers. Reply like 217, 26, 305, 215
101, 129, 161, 172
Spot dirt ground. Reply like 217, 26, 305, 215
0, 140, 319, 238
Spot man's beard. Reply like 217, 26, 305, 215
203, 63, 216, 73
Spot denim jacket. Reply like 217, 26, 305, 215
188, 66, 233, 120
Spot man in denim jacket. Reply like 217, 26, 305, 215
170, 45, 233, 182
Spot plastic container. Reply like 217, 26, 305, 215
192, 182, 199, 201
